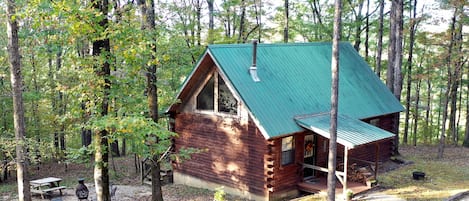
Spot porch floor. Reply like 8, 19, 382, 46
298, 177, 372, 195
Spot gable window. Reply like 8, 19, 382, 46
218, 78, 237, 114
196, 73, 238, 115
369, 118, 380, 127
196, 76, 215, 110
281, 136, 295, 165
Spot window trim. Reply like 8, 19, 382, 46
281, 136, 295, 166
194, 71, 239, 116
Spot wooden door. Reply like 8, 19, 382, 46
303, 134, 316, 178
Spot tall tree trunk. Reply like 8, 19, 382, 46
56, 50, 66, 154
387, 1, 396, 91
195, 0, 202, 46
375, 0, 384, 77
121, 139, 126, 156
92, 0, 111, 200
77, 39, 92, 147
48, 48, 60, 152
284, 0, 289, 43
0, 78, 5, 132
364, 0, 370, 61
350, 0, 364, 51
403, 0, 418, 145
30, 45, 41, 160
456, 75, 463, 144
449, 6, 464, 145
327, 0, 342, 200
438, 5, 459, 159
111, 141, 120, 157
425, 62, 432, 143
463, 71, 469, 147
237, 0, 246, 43
438, 82, 450, 159
387, 0, 404, 155
6, 0, 31, 200
207, 0, 214, 44
412, 79, 421, 146
81, 100, 92, 147
309, 0, 324, 41
138, 0, 164, 200
257, 0, 262, 42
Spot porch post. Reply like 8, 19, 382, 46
343, 146, 348, 197
375, 143, 380, 179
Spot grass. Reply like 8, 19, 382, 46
291, 145, 469, 201
378, 145, 469, 201
0, 182, 16, 196
2, 146, 469, 201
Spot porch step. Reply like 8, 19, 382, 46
297, 182, 320, 194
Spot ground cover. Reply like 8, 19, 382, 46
376, 145, 469, 201
1, 145, 468, 200
0, 156, 248, 201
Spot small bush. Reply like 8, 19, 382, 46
214, 186, 226, 201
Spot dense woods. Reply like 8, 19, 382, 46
0, 0, 468, 200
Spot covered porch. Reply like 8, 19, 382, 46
294, 113, 395, 196
297, 176, 371, 195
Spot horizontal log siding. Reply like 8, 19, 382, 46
310, 133, 392, 172
348, 139, 393, 162
363, 113, 398, 134
269, 132, 306, 194
173, 113, 268, 196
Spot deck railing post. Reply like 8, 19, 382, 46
343, 147, 348, 198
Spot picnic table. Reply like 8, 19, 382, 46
30, 177, 66, 199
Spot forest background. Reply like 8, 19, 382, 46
0, 0, 468, 200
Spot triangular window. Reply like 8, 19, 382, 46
196, 73, 238, 115
218, 78, 237, 114
196, 76, 215, 111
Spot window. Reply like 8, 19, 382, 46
196, 73, 238, 115
370, 118, 380, 126
218, 78, 237, 114
281, 136, 295, 165
196, 76, 214, 110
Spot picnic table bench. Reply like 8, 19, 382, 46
30, 177, 66, 199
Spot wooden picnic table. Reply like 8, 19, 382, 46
30, 177, 66, 199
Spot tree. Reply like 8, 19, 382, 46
284, 0, 289, 43
138, 0, 164, 200
91, 0, 111, 199
403, 0, 419, 145
207, 0, 215, 44
327, 0, 342, 200
463, 65, 469, 147
374, 0, 384, 77
6, 0, 32, 200
387, 0, 404, 155
447, 1, 465, 145
438, 2, 464, 159
347, 0, 365, 51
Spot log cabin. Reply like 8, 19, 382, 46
167, 42, 404, 200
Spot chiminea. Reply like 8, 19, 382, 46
75, 178, 89, 200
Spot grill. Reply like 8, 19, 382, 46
75, 178, 89, 200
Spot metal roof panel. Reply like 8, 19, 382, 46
167, 42, 405, 139
207, 42, 403, 138
295, 113, 395, 148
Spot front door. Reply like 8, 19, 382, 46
303, 134, 316, 178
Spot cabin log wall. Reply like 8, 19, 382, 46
172, 113, 268, 196
268, 132, 306, 195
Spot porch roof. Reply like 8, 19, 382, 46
294, 113, 395, 148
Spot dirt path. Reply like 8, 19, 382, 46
18, 183, 236, 201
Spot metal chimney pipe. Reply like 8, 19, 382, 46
252, 39, 258, 67
249, 40, 260, 82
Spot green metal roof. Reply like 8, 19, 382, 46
295, 113, 395, 148
206, 42, 403, 139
